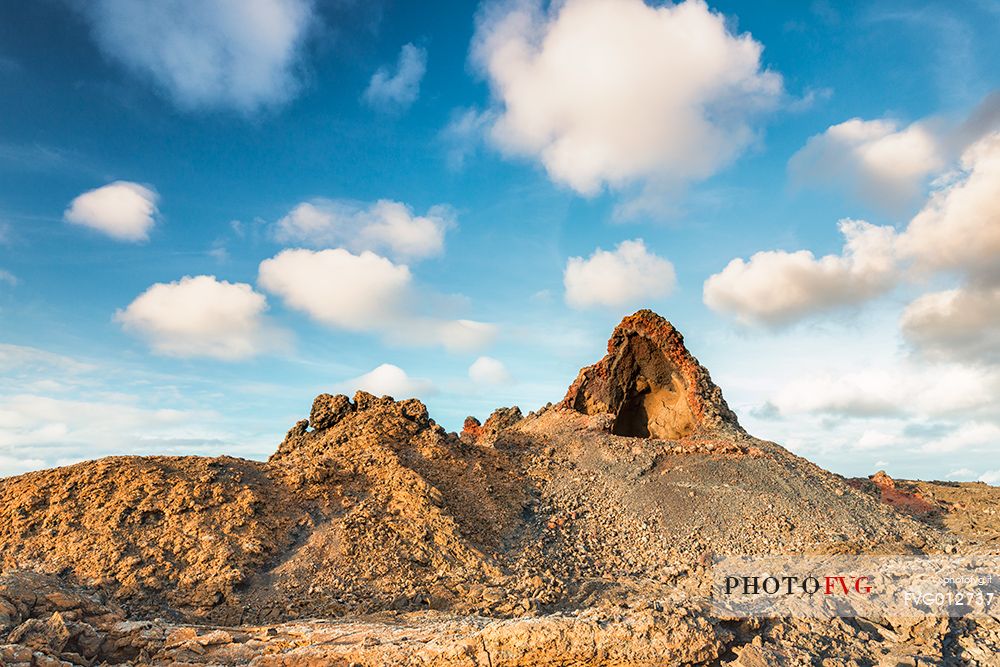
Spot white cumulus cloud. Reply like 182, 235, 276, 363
789, 118, 944, 213
712, 129, 1000, 334
258, 248, 411, 330
469, 356, 511, 384
257, 248, 496, 351
363, 43, 427, 112
901, 286, 1000, 365
343, 364, 434, 398
889, 131, 1000, 368
115, 275, 285, 360
78, 0, 316, 112
274, 199, 452, 261
564, 239, 675, 309
703, 219, 897, 326
470, 0, 782, 211
64, 181, 158, 242
897, 131, 1000, 285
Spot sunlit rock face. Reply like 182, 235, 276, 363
561, 309, 740, 439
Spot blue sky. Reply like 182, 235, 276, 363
1, 0, 998, 481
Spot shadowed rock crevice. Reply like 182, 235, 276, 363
605, 334, 697, 439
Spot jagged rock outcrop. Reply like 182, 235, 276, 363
0, 570, 130, 666
562, 310, 740, 439
254, 390, 527, 623
461, 406, 523, 445
461, 415, 483, 441
308, 392, 353, 430
0, 455, 306, 623
847, 470, 939, 517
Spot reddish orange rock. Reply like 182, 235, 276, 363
871, 470, 897, 489
461, 416, 483, 442
461, 407, 523, 444
870, 470, 937, 516
561, 310, 740, 439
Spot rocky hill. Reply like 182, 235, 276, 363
1, 310, 997, 666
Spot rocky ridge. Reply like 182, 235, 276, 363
0, 310, 996, 666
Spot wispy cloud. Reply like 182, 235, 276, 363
76, 0, 318, 112
363, 43, 427, 113
0, 343, 283, 477
274, 198, 452, 262
0, 269, 16, 287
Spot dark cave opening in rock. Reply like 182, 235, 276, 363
611, 387, 652, 438
608, 335, 697, 440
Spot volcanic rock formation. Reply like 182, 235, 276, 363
562, 310, 739, 438
0, 310, 996, 665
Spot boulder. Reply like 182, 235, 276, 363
309, 394, 354, 430
462, 408, 522, 444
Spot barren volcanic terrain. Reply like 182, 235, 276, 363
1, 311, 998, 666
